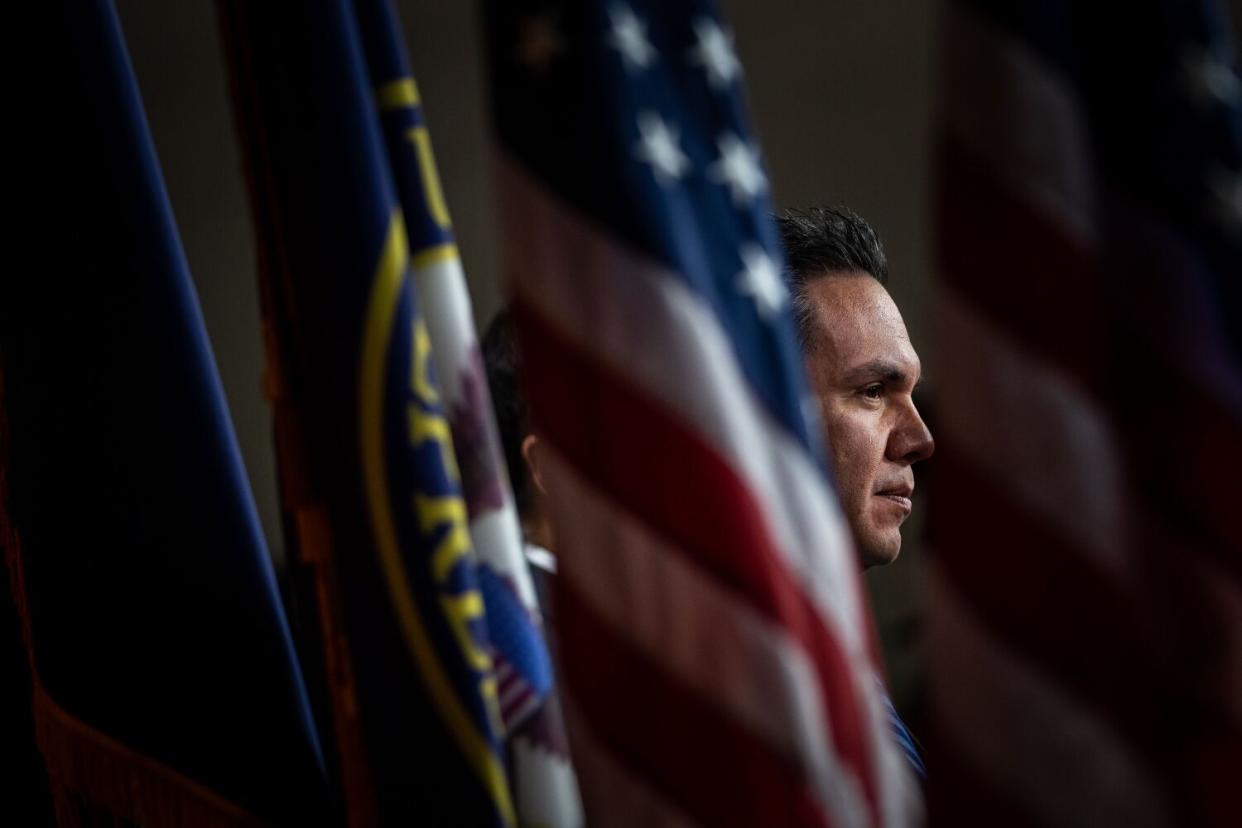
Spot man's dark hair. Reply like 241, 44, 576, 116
482, 309, 534, 517
777, 206, 888, 350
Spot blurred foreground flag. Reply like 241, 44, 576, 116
219, 0, 517, 823
484, 2, 922, 826
2, 1, 328, 823
930, 0, 1242, 823
351, 1, 581, 823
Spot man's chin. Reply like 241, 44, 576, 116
857, 531, 901, 569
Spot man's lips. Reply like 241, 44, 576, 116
874, 484, 913, 514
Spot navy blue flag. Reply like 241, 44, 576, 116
2, 1, 329, 824
352, 1, 582, 824
219, 0, 514, 823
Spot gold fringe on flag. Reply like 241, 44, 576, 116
30, 685, 262, 828
0, 356, 261, 828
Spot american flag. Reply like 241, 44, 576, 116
484, 2, 921, 825
930, 0, 1242, 823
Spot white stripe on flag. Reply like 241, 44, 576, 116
463, 487, 541, 617
411, 253, 485, 406
544, 449, 876, 827
936, 288, 1124, 567
499, 675, 529, 708
498, 157, 915, 823
497, 156, 866, 660
505, 694, 542, 729
510, 729, 585, 828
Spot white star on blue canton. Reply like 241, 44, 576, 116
735, 244, 786, 320
1183, 46, 1241, 106
688, 17, 741, 90
608, 5, 656, 71
708, 132, 767, 206
1208, 165, 1242, 235
634, 112, 690, 186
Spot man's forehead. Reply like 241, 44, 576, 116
805, 274, 920, 378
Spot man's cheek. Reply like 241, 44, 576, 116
826, 414, 873, 477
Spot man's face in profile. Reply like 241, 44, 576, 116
802, 272, 934, 567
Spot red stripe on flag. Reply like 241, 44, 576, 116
512, 297, 880, 822
937, 136, 1108, 392
556, 578, 831, 828
925, 715, 1041, 828
930, 433, 1166, 754
939, 136, 1242, 583
1116, 351, 1242, 585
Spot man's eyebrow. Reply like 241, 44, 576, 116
839, 359, 915, 386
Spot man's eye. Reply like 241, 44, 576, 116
862, 384, 884, 400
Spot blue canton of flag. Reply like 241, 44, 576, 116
492, 1, 816, 457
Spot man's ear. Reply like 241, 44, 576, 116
520, 434, 548, 495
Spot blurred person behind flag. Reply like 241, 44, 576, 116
929, 0, 1242, 823
350, 1, 581, 823
484, 202, 936, 782
483, 1, 922, 825
218, 0, 515, 823
2, 0, 329, 823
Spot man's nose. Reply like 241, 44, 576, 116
889, 401, 934, 465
